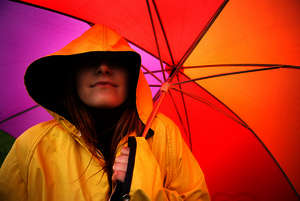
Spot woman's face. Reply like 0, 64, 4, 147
76, 62, 128, 109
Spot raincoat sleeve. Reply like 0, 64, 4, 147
0, 137, 28, 201
128, 114, 210, 201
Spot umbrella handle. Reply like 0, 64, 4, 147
141, 82, 170, 138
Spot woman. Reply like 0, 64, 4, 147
0, 24, 210, 201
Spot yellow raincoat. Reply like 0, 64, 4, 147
0, 24, 210, 201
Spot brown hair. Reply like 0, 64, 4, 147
62, 60, 143, 196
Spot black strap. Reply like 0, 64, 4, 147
110, 137, 137, 201
140, 123, 155, 139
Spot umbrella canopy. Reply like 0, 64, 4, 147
4, 0, 300, 200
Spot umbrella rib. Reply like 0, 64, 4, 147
176, 70, 253, 131
141, 64, 299, 75
11, 0, 92, 25
152, 90, 161, 103
15, 0, 173, 70
172, 73, 300, 196
15, 0, 175, 71
141, 65, 163, 83
168, 90, 190, 144
127, 40, 173, 67
0, 105, 40, 125
145, 0, 167, 81
173, 66, 280, 85
149, 84, 162, 87
169, 0, 229, 80
175, 74, 193, 149
143, 69, 172, 74
243, 127, 300, 198
182, 64, 300, 69
170, 87, 248, 129
152, 0, 175, 65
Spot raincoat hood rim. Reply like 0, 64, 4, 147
23, 24, 154, 134
24, 50, 141, 121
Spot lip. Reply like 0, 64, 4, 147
91, 81, 118, 87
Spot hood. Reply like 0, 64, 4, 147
24, 24, 153, 133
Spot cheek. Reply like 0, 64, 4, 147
76, 81, 93, 106
119, 76, 129, 101
76, 85, 90, 104
119, 85, 128, 103
76, 71, 92, 100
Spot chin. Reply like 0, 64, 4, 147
90, 100, 123, 109
94, 105, 119, 109
83, 94, 126, 109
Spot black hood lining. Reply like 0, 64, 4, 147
24, 51, 141, 120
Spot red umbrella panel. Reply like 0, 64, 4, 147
10, 0, 300, 200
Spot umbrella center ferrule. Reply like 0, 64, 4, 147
161, 82, 170, 92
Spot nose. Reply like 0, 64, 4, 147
96, 64, 112, 75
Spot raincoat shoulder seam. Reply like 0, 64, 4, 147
153, 113, 178, 180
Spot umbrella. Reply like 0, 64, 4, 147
5, 0, 300, 200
